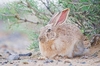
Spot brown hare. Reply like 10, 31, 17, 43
39, 8, 89, 59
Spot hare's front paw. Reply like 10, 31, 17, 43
38, 56, 47, 60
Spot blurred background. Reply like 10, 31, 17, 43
0, 0, 100, 53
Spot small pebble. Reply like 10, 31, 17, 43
80, 62, 86, 64
9, 61, 14, 64
38, 57, 46, 60
49, 60, 53, 63
7, 54, 20, 60
4, 61, 8, 64
44, 59, 53, 63
23, 61, 28, 64
2, 60, 8, 65
92, 53, 98, 57
64, 60, 71, 64
34, 60, 37, 63
58, 60, 62, 62
44, 60, 49, 63
28, 60, 37, 63
81, 56, 88, 59
0, 54, 2, 57
69, 63, 73, 66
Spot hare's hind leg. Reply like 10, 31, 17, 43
73, 41, 85, 57
66, 45, 75, 58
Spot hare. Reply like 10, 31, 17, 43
39, 8, 89, 59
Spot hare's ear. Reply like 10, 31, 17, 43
56, 8, 70, 25
48, 12, 60, 25
49, 8, 70, 26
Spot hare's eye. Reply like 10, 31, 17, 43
47, 29, 51, 32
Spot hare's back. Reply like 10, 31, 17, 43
66, 23, 81, 33
57, 23, 83, 39
66, 23, 83, 39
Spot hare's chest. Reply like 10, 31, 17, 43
54, 38, 67, 51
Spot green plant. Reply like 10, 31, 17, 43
58, 0, 100, 37
28, 31, 39, 51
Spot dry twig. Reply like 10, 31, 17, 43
40, 0, 54, 15
14, 15, 39, 24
